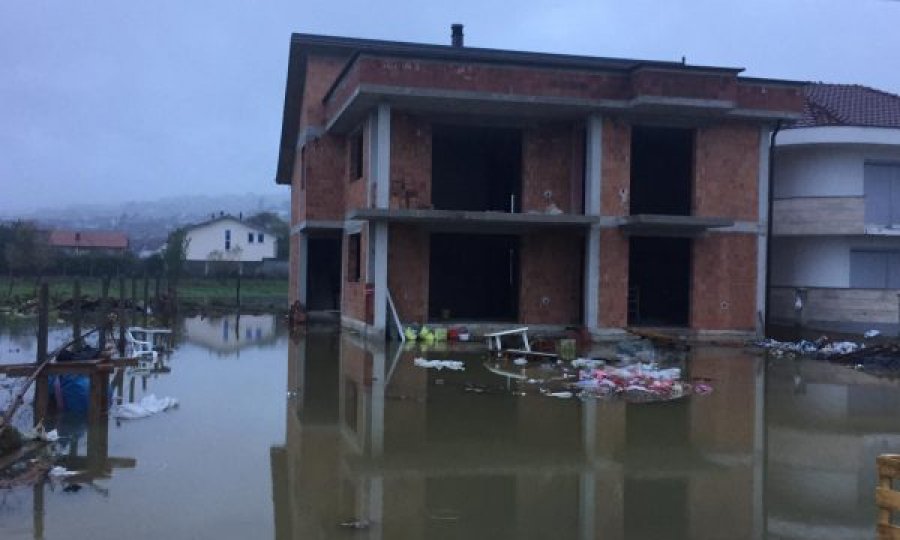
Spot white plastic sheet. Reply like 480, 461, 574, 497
111, 394, 178, 420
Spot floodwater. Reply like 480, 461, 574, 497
0, 317, 898, 539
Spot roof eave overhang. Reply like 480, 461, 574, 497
326, 85, 801, 134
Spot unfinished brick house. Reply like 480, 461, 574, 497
275, 26, 805, 340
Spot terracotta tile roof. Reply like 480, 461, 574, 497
793, 83, 900, 128
49, 230, 128, 249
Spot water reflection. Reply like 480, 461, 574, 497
766, 358, 900, 538
274, 332, 767, 540
182, 314, 277, 354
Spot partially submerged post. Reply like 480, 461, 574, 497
33, 283, 49, 425
36, 283, 48, 364
143, 273, 150, 327
117, 276, 126, 356
72, 278, 82, 348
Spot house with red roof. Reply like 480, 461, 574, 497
48, 230, 129, 256
770, 83, 900, 331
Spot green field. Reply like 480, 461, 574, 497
0, 276, 288, 310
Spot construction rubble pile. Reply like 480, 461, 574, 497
571, 361, 712, 402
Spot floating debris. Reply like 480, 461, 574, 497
757, 337, 860, 358
339, 519, 370, 529
413, 358, 464, 371
111, 394, 178, 420
49, 466, 80, 478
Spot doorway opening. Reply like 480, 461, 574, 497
432, 124, 522, 212
628, 237, 691, 326
630, 126, 694, 215
306, 236, 341, 311
428, 233, 519, 321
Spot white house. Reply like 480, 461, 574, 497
183, 216, 276, 273
771, 84, 900, 331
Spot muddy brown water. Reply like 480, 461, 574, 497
0, 316, 898, 539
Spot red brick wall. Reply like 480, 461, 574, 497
390, 113, 432, 209
600, 118, 631, 216
518, 232, 582, 324
346, 123, 369, 211
630, 69, 736, 101
304, 134, 346, 221
324, 56, 803, 121
521, 123, 583, 213
388, 225, 429, 323
325, 56, 632, 118
341, 225, 369, 323
694, 123, 759, 220
288, 233, 299, 303
300, 54, 351, 131
736, 82, 804, 111
599, 229, 628, 327
690, 233, 757, 331
291, 152, 306, 225
598, 118, 630, 328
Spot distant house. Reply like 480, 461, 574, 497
183, 216, 277, 275
771, 83, 900, 330
48, 230, 128, 255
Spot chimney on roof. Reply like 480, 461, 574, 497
451, 24, 464, 47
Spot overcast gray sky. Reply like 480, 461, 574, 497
1, 0, 898, 215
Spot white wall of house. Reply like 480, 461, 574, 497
184, 218, 276, 262
774, 145, 864, 198
772, 236, 849, 287
775, 130, 900, 200
772, 235, 900, 287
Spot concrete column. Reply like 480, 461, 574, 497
372, 224, 389, 337
371, 104, 391, 339
374, 104, 391, 209
297, 231, 308, 306
583, 115, 603, 329
757, 126, 773, 336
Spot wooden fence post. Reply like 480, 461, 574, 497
118, 277, 126, 356
876, 454, 900, 538
72, 278, 82, 347
36, 283, 48, 363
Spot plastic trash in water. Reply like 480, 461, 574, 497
571, 358, 604, 369
49, 466, 79, 478
413, 358, 464, 371
111, 394, 178, 420
513, 357, 528, 366
547, 391, 573, 399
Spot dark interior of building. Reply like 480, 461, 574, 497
628, 237, 691, 326
306, 236, 341, 311
432, 124, 522, 212
630, 126, 694, 215
429, 233, 519, 321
